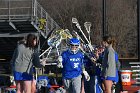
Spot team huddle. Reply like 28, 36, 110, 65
57, 36, 120, 93
11, 34, 120, 93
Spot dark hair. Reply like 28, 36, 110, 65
103, 35, 116, 48
26, 34, 37, 48
17, 37, 26, 45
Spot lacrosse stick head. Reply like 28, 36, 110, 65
72, 17, 78, 24
57, 29, 72, 39
63, 29, 73, 39
47, 35, 62, 47
84, 22, 91, 33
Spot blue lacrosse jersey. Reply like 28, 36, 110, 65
61, 50, 84, 79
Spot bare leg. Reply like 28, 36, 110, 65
103, 80, 113, 93
16, 80, 24, 93
23, 80, 32, 93
101, 82, 105, 92
81, 78, 85, 93
31, 79, 36, 93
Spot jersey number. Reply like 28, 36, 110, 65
74, 63, 79, 68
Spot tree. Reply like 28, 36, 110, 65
39, 0, 138, 58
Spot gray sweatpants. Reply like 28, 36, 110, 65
63, 75, 82, 93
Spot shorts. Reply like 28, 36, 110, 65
102, 70, 119, 83
106, 76, 118, 83
14, 71, 33, 81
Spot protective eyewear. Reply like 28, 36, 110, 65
70, 44, 79, 47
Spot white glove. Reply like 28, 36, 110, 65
57, 56, 63, 68
40, 58, 46, 66
83, 71, 90, 81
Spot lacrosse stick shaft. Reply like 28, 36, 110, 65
73, 31, 85, 43
76, 23, 91, 44
56, 47, 60, 56
79, 46, 96, 63
73, 21, 94, 52
88, 33, 91, 44
39, 46, 52, 58
46, 47, 53, 58
78, 27, 94, 52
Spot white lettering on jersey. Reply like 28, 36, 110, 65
74, 63, 79, 68
69, 58, 80, 68
70, 58, 80, 62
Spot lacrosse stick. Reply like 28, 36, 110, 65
39, 29, 72, 60
72, 17, 94, 52
84, 22, 92, 43
73, 30, 85, 43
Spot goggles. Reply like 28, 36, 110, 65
70, 44, 79, 47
